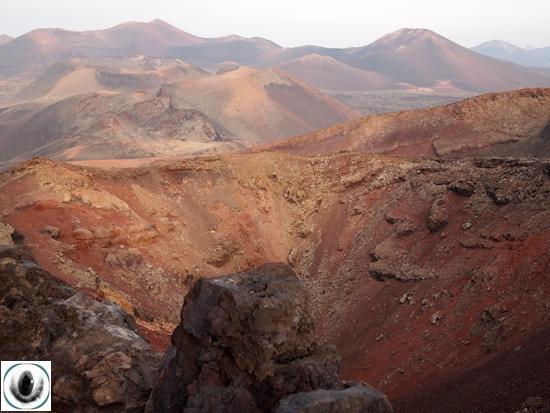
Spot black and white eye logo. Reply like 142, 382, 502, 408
2, 363, 51, 410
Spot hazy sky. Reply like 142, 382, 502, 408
3, 0, 549, 48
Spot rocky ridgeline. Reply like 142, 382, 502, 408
147, 263, 392, 412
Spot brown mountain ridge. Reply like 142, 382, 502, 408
3, 21, 550, 93
0, 66, 358, 167
262, 88, 550, 158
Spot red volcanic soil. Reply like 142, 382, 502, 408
69, 157, 164, 168
1, 154, 549, 412
397, 327, 550, 413
261, 88, 550, 159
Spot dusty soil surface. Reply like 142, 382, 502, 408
1, 152, 549, 412
397, 327, 550, 413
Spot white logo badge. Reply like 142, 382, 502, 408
1, 361, 51, 411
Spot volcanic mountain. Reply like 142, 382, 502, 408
341, 29, 550, 92
0, 90, 240, 166
277, 54, 390, 91
5, 20, 550, 94
168, 26, 550, 93
168, 36, 283, 69
11, 57, 208, 104
263, 88, 550, 158
0, 19, 205, 76
0, 67, 357, 166
161, 66, 358, 143
473, 40, 550, 68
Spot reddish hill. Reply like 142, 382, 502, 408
5, 21, 550, 94
278, 54, 390, 91
346, 28, 550, 92
168, 36, 282, 68
0, 90, 241, 165
162, 66, 359, 143
0, 66, 357, 165
262, 88, 550, 158
167, 26, 550, 93
0, 19, 205, 75
13, 58, 209, 103
0, 153, 548, 413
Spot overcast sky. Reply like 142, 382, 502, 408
3, 0, 549, 48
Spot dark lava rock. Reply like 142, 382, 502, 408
515, 397, 550, 413
10, 230, 24, 244
448, 179, 475, 197
0, 245, 161, 412
486, 185, 511, 205
146, 263, 392, 413
275, 383, 393, 413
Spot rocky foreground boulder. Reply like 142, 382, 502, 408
146, 263, 392, 413
0, 245, 161, 412
0, 242, 391, 412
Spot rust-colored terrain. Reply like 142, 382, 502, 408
1, 18, 550, 413
1, 150, 548, 412
0, 64, 356, 167
264, 88, 550, 158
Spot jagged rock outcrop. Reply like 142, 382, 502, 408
0, 245, 161, 412
146, 263, 392, 412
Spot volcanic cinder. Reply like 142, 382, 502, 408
1, 18, 550, 413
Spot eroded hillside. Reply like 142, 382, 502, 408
1, 152, 548, 412
0, 66, 357, 167
263, 88, 550, 158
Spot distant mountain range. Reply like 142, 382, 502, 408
1, 20, 550, 92
1, 19, 550, 166
168, 27, 550, 93
472, 40, 550, 68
